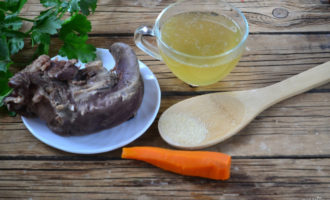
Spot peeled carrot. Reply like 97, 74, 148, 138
121, 146, 231, 180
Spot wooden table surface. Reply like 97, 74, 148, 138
1, 0, 330, 199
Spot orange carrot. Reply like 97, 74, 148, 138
121, 146, 231, 180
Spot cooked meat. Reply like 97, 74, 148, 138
4, 43, 144, 136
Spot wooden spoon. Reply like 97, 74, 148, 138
158, 62, 330, 149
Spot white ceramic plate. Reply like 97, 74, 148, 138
22, 49, 161, 154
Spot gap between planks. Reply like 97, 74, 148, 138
1, 155, 330, 161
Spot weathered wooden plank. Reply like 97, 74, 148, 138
21, 0, 330, 34
1, 1, 328, 199
12, 34, 330, 92
2, 33, 330, 157
0, 159, 329, 199
115, 92, 330, 157
0, 92, 329, 157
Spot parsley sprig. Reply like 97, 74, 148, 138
0, 0, 97, 107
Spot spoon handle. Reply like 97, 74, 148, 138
258, 61, 330, 109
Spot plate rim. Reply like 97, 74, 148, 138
22, 60, 161, 154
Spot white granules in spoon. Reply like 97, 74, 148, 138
159, 112, 208, 146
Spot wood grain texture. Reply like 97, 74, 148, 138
1, 34, 329, 156
0, 159, 329, 200
0, 92, 329, 157
1, 1, 330, 199
2, 34, 329, 157
20, 0, 330, 34
12, 34, 330, 92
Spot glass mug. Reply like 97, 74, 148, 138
134, 0, 249, 86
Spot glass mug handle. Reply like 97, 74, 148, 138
134, 26, 162, 60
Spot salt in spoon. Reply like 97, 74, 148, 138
158, 61, 330, 149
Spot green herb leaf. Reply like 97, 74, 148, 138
0, 70, 13, 107
0, 2, 6, 11
4, 14, 23, 30
0, 35, 14, 104
79, 0, 97, 15
0, 60, 13, 73
40, 0, 61, 8
5, 0, 27, 13
35, 42, 50, 56
0, 10, 5, 22
0, 36, 13, 73
0, 0, 98, 112
59, 13, 91, 39
37, 8, 55, 21
58, 14, 95, 62
8, 37, 24, 55
31, 31, 51, 55
0, 87, 13, 107
34, 14, 62, 35
59, 33, 96, 63
68, 0, 80, 13
31, 31, 50, 46
1, 28, 27, 38
0, 35, 10, 61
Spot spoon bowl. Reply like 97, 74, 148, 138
158, 62, 330, 149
